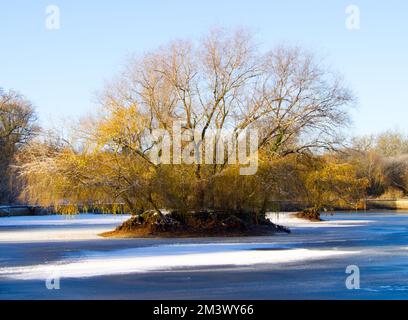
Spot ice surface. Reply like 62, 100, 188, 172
0, 246, 356, 280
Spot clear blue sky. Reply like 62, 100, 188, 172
1, 0, 407, 136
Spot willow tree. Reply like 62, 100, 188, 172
18, 29, 354, 215
302, 157, 368, 214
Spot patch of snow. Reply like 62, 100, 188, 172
267, 212, 374, 228
0, 214, 131, 243
0, 214, 131, 227
0, 247, 357, 280
0, 227, 114, 243
76, 243, 292, 259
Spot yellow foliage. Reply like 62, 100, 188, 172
304, 159, 368, 211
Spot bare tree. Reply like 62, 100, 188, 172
375, 130, 408, 157
0, 89, 38, 203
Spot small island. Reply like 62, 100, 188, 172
101, 210, 291, 238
